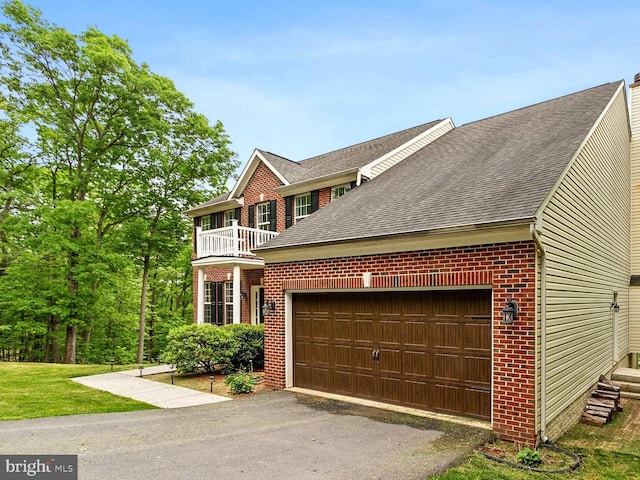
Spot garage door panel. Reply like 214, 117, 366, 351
434, 353, 462, 382
433, 384, 461, 414
334, 344, 351, 368
463, 387, 491, 419
334, 318, 352, 341
312, 317, 331, 339
380, 377, 402, 403
354, 346, 374, 370
293, 290, 491, 420
379, 348, 401, 375
463, 322, 491, 352
464, 355, 491, 385
433, 321, 461, 349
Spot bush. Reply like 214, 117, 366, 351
226, 324, 264, 370
225, 372, 256, 394
161, 324, 234, 373
517, 447, 542, 467
161, 323, 264, 374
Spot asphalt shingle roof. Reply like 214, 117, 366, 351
261, 81, 623, 250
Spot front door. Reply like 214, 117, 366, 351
251, 285, 265, 325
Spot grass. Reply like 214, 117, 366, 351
431, 398, 640, 479
0, 362, 157, 421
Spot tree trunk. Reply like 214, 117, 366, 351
51, 317, 60, 363
137, 255, 150, 364
64, 324, 76, 364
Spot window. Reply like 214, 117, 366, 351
256, 203, 271, 231
224, 210, 235, 227
203, 282, 213, 323
201, 215, 211, 231
295, 193, 312, 221
224, 281, 234, 324
331, 184, 351, 201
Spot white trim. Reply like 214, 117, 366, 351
229, 149, 290, 199
359, 118, 454, 179
197, 267, 205, 325
232, 265, 241, 324
191, 256, 265, 269
250, 285, 264, 325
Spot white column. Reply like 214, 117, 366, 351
232, 219, 239, 256
233, 264, 241, 324
197, 267, 205, 324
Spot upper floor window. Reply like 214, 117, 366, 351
331, 184, 351, 201
201, 215, 212, 231
224, 210, 235, 227
256, 202, 271, 231
295, 193, 312, 221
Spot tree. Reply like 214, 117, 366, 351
0, 0, 237, 363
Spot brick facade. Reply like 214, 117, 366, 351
263, 241, 538, 445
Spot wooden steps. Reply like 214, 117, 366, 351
612, 367, 640, 399
580, 376, 622, 427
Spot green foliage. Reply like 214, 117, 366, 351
0, 0, 237, 364
516, 447, 542, 467
224, 371, 256, 394
226, 324, 265, 370
162, 323, 265, 374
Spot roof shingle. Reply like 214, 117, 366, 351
261, 81, 623, 250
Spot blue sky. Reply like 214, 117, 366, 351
14, 1, 640, 179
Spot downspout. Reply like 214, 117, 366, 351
531, 221, 548, 442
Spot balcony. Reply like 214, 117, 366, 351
195, 220, 278, 259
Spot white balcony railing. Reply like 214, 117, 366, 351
196, 220, 278, 259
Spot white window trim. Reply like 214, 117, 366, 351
256, 202, 271, 231
331, 184, 351, 201
295, 193, 312, 222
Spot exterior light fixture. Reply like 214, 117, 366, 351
240, 291, 247, 298
109, 359, 115, 372
262, 300, 276, 317
502, 298, 518, 325
611, 302, 620, 313
138, 365, 144, 377
170, 369, 176, 385
209, 375, 215, 393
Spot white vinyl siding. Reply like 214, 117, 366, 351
539, 86, 630, 424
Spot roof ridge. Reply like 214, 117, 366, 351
459, 80, 623, 128
299, 120, 443, 164
257, 148, 304, 167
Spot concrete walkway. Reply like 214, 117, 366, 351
72, 365, 230, 408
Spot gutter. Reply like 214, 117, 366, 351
531, 221, 548, 442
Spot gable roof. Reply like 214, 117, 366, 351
259, 81, 624, 250
187, 119, 446, 214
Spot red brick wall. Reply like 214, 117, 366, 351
241, 162, 288, 232
263, 241, 537, 445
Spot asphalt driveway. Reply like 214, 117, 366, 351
0, 391, 489, 480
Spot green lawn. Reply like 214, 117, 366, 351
0, 362, 157, 421
432, 398, 640, 479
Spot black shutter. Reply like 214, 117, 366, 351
248, 205, 255, 229
215, 282, 224, 326
349, 181, 357, 189
234, 207, 242, 225
194, 216, 201, 227
311, 190, 319, 213
269, 200, 277, 231
216, 212, 224, 228
285, 196, 293, 228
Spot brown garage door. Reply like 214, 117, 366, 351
293, 290, 491, 420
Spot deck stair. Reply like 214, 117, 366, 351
612, 367, 640, 400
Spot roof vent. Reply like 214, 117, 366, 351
635, 73, 640, 83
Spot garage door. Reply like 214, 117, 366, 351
293, 290, 491, 420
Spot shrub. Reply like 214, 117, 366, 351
161, 323, 264, 374
161, 324, 234, 373
517, 447, 542, 467
225, 371, 256, 394
226, 324, 264, 370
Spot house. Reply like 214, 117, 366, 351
187, 75, 639, 446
